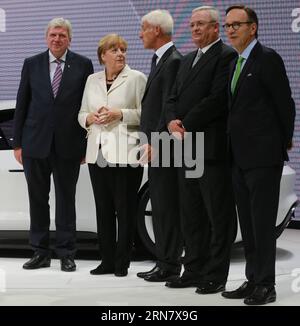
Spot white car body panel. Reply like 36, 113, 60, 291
0, 100, 298, 246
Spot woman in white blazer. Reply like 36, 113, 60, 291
78, 34, 147, 277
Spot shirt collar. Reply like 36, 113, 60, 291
239, 39, 257, 61
49, 49, 68, 63
200, 38, 220, 54
155, 41, 174, 61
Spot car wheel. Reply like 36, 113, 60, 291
137, 181, 156, 256
136, 183, 298, 253
275, 200, 299, 238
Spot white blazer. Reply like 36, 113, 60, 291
78, 65, 147, 164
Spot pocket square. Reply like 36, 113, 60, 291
247, 73, 252, 77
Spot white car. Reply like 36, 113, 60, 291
0, 100, 298, 255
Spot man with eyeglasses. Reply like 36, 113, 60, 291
164, 6, 237, 294
222, 5, 295, 305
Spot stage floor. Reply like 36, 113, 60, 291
0, 229, 299, 306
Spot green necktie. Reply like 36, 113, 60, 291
231, 56, 245, 94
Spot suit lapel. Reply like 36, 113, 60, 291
55, 50, 73, 99
231, 42, 261, 104
180, 40, 223, 93
107, 65, 129, 94
144, 46, 176, 94
228, 58, 237, 105
41, 51, 53, 97
178, 51, 196, 88
92, 66, 129, 96
95, 71, 107, 94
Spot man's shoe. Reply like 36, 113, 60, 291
23, 253, 51, 270
90, 264, 114, 275
144, 270, 178, 282
60, 256, 76, 272
136, 265, 160, 279
222, 281, 255, 299
244, 285, 276, 305
195, 281, 226, 294
165, 276, 202, 288
115, 269, 128, 277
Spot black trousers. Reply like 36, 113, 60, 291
148, 166, 182, 273
179, 161, 236, 282
22, 150, 81, 258
232, 163, 283, 286
88, 163, 143, 270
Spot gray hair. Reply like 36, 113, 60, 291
141, 9, 173, 36
192, 6, 220, 23
46, 17, 72, 39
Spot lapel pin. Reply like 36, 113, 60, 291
247, 73, 252, 77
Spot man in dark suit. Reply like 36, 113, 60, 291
13, 17, 93, 272
137, 9, 183, 282
222, 5, 295, 305
164, 6, 237, 294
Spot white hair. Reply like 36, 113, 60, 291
192, 6, 220, 23
46, 17, 72, 39
141, 9, 173, 35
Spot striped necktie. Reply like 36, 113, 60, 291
52, 59, 63, 97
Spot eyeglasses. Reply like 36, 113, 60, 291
223, 22, 252, 31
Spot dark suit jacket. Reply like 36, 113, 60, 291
13, 50, 94, 159
227, 41, 295, 169
140, 45, 182, 143
165, 40, 237, 160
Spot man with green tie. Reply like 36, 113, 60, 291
222, 5, 295, 305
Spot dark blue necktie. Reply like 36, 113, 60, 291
150, 53, 158, 75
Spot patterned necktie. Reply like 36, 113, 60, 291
231, 56, 245, 94
192, 49, 203, 68
52, 59, 63, 97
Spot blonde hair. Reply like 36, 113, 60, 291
97, 34, 127, 65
